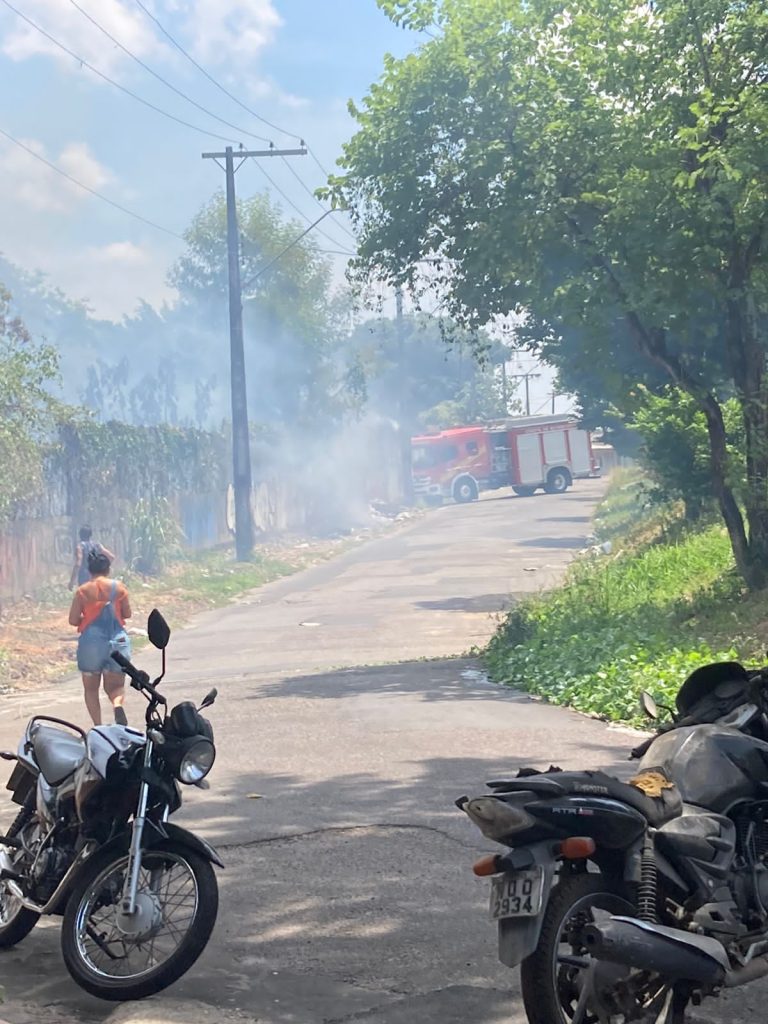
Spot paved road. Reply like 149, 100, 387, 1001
0, 481, 657, 1023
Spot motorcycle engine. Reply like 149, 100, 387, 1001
15, 821, 73, 903
732, 813, 768, 925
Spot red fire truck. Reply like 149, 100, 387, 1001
411, 415, 599, 503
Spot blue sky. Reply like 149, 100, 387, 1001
0, 0, 564, 412
0, 0, 425, 319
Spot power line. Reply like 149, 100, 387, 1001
308, 148, 332, 180
66, 0, 272, 144
280, 156, 357, 244
0, 0, 240, 144
128, 0, 351, 252
132, 0, 304, 144
250, 158, 355, 251
129, 0, 344, 226
0, 125, 184, 240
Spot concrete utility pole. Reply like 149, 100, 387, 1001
395, 286, 415, 506
509, 371, 541, 416
202, 144, 306, 560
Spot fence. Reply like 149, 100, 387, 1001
0, 417, 403, 604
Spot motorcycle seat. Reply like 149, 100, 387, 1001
31, 724, 86, 786
488, 770, 683, 828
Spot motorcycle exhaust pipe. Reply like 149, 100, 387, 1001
584, 916, 728, 985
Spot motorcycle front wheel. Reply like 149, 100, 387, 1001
61, 840, 218, 1001
520, 871, 681, 1024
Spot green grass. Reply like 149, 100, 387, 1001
169, 549, 296, 603
485, 476, 763, 723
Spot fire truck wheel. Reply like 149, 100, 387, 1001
453, 477, 479, 503
545, 468, 571, 494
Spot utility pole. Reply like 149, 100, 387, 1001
202, 144, 306, 560
510, 371, 541, 416
395, 286, 414, 505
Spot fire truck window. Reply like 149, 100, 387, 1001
466, 441, 479, 455
412, 443, 459, 468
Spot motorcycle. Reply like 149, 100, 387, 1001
458, 659, 768, 1023
0, 609, 221, 1001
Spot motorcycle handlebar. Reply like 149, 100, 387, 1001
110, 651, 167, 705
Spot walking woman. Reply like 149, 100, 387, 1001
68, 550, 132, 726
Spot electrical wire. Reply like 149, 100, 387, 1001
250, 158, 356, 251
66, 0, 272, 144
131, 0, 304, 144
0, 125, 184, 239
0, 0, 240, 144
279, 156, 357, 243
129, 0, 350, 238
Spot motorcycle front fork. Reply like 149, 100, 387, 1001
121, 739, 154, 916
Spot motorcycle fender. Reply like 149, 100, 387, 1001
497, 842, 558, 968
148, 822, 225, 868
77, 823, 224, 874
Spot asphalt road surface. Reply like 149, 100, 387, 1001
3, 480, 754, 1024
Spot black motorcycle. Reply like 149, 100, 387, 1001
0, 609, 221, 1001
459, 660, 768, 1023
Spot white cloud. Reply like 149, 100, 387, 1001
169, 0, 282, 64
1, 0, 163, 74
0, 137, 112, 213
65, 241, 177, 318
95, 240, 149, 267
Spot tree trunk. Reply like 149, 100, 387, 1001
701, 396, 761, 589
623, 313, 761, 588
726, 285, 768, 590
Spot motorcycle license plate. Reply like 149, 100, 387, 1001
490, 868, 544, 920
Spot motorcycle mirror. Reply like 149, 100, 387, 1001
639, 691, 659, 720
147, 609, 171, 650
199, 688, 217, 710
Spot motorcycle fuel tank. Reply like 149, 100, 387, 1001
641, 724, 768, 813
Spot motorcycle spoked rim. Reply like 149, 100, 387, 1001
73, 849, 199, 981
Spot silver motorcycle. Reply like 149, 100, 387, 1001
0, 609, 220, 1000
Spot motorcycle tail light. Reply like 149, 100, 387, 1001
473, 854, 501, 877
560, 837, 597, 859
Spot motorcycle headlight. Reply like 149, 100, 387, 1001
178, 738, 216, 784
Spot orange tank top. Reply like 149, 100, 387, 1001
77, 577, 127, 633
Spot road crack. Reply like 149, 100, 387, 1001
219, 822, 478, 852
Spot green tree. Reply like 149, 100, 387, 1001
631, 387, 745, 522
0, 288, 59, 520
334, 0, 768, 587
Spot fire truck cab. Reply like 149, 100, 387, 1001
411, 415, 598, 503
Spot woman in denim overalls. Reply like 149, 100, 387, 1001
68, 550, 132, 726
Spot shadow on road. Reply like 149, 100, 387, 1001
414, 594, 514, 613
517, 536, 587, 549
0, 659, 637, 1024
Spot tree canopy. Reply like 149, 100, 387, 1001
0, 288, 59, 521
334, 0, 768, 586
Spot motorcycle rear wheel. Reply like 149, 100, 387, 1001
0, 887, 39, 948
0, 801, 41, 948
520, 871, 680, 1024
61, 840, 218, 1001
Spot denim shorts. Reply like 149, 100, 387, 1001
77, 631, 130, 675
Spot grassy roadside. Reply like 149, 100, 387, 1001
0, 523, 409, 694
485, 470, 766, 724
